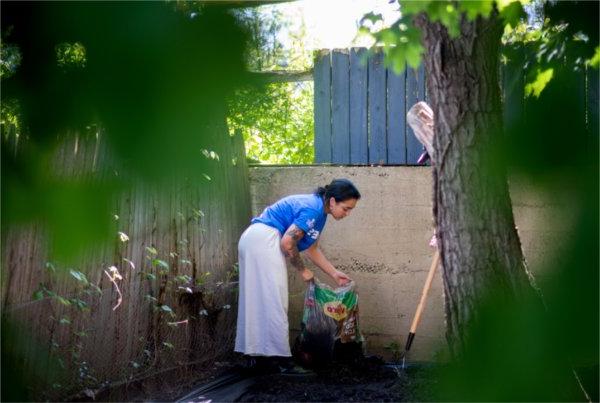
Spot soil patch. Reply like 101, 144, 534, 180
237, 358, 438, 402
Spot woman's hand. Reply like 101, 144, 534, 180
331, 270, 351, 287
301, 268, 314, 282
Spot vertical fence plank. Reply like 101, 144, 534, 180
350, 48, 368, 164
368, 51, 387, 164
587, 66, 599, 139
314, 50, 332, 163
406, 66, 424, 164
332, 50, 350, 163
387, 68, 406, 164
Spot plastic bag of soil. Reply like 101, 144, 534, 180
292, 279, 364, 368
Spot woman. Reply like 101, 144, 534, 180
234, 178, 361, 369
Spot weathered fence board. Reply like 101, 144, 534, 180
387, 68, 406, 164
368, 51, 387, 164
349, 48, 368, 164
314, 50, 332, 163
332, 50, 350, 163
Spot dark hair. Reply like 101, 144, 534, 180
315, 179, 361, 202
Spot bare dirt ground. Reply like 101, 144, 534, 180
237, 357, 438, 402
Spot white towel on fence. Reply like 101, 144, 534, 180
235, 223, 292, 357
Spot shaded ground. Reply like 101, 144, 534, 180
237, 359, 439, 402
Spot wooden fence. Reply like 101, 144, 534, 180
1, 127, 251, 399
314, 48, 599, 165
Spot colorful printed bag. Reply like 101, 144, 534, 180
293, 279, 363, 367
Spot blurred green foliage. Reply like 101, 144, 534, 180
1, 2, 255, 259
55, 42, 86, 70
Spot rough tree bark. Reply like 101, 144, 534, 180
414, 12, 536, 357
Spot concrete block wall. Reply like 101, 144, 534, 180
247, 165, 571, 361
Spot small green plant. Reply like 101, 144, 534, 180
384, 340, 403, 363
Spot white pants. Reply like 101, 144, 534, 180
234, 223, 291, 357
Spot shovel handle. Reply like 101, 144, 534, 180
405, 250, 440, 350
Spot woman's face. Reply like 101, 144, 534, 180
328, 197, 358, 220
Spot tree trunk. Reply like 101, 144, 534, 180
415, 13, 535, 357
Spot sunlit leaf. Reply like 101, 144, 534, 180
458, 1, 494, 20
118, 231, 129, 243
525, 68, 554, 98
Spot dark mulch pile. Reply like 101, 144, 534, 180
237, 357, 439, 402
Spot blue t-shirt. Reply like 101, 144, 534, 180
251, 194, 327, 251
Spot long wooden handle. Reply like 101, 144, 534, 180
409, 250, 440, 333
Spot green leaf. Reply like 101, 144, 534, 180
144, 273, 156, 281
59, 317, 71, 325
405, 42, 425, 69
175, 274, 192, 283
425, 2, 461, 38
55, 296, 72, 306
400, 1, 431, 15
160, 304, 173, 313
361, 12, 383, 25
458, 0, 494, 20
70, 298, 89, 311
525, 68, 554, 98
145, 294, 158, 303
33, 289, 45, 300
46, 262, 57, 273
162, 342, 174, 349
152, 259, 169, 270
90, 284, 103, 296
499, 1, 526, 28
69, 269, 89, 286
145, 246, 158, 256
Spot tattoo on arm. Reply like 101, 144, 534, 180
284, 226, 304, 241
283, 225, 305, 271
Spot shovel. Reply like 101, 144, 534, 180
400, 249, 440, 368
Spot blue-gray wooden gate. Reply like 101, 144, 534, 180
314, 48, 599, 165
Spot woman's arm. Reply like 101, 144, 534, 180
304, 242, 351, 286
281, 224, 314, 281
